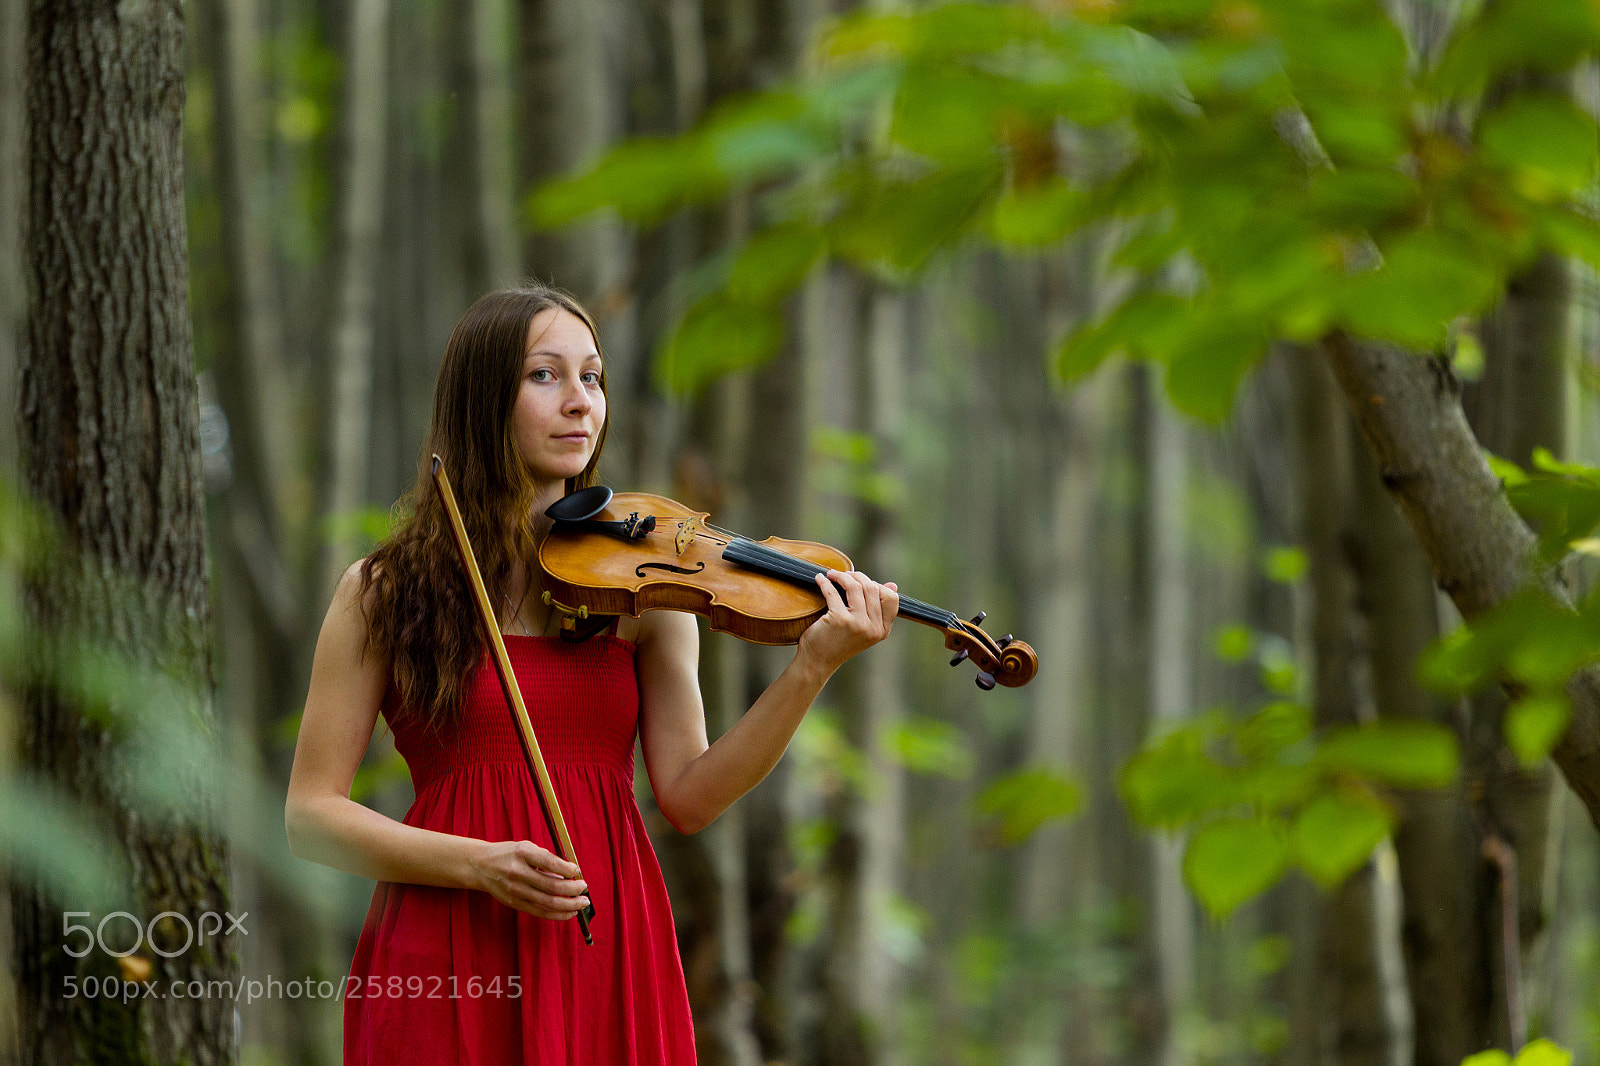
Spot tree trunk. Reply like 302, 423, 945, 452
1146, 376, 1196, 1066
1461, 248, 1571, 1048
455, 0, 519, 293
808, 282, 909, 1066
0, 0, 26, 1054
1321, 333, 1600, 828
1290, 345, 1411, 1066
0, 0, 24, 481
14, 2, 236, 1062
1343, 345, 1495, 1065
515, 0, 624, 304
317, 0, 390, 594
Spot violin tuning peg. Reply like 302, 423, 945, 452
975, 671, 996, 691
950, 649, 969, 667
999, 634, 1013, 648
970, 611, 987, 626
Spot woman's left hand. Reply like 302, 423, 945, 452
797, 570, 900, 677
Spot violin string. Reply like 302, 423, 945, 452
623, 518, 962, 629
728, 539, 959, 628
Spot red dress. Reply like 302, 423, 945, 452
344, 634, 697, 1065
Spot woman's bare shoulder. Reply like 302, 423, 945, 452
632, 609, 698, 651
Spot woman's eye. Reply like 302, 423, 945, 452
530, 368, 553, 382
582, 372, 601, 385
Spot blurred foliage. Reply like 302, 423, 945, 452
1464, 1039, 1574, 1066
1417, 448, 1600, 766
1120, 700, 1455, 916
0, 477, 349, 927
533, 0, 1600, 420
537, 0, 1600, 931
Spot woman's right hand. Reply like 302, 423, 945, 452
469, 840, 591, 920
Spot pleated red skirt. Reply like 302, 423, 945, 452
343, 634, 696, 1065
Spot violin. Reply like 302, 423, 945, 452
536, 486, 1038, 690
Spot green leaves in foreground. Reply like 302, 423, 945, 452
531, 0, 1600, 421
1420, 580, 1600, 766
1463, 1039, 1573, 1066
1403, 448, 1600, 767
975, 766, 1082, 845
1121, 705, 1458, 917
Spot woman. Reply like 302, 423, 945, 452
285, 284, 898, 1064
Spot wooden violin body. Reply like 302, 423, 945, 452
539, 492, 1038, 690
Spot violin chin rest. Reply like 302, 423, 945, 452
546, 485, 614, 523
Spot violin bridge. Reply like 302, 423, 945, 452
674, 517, 700, 556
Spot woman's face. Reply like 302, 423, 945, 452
511, 307, 606, 486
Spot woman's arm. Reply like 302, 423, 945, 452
284, 562, 590, 920
637, 570, 898, 834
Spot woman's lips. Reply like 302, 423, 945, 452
554, 432, 590, 443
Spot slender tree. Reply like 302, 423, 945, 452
13, 1, 235, 1062
1291, 345, 1410, 1065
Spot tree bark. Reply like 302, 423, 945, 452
1461, 249, 1571, 1047
14, 2, 236, 1062
515, 0, 625, 303
455, 0, 519, 293
317, 0, 390, 594
807, 282, 909, 1066
0, 0, 26, 1054
1289, 345, 1411, 1066
1347, 413, 1493, 1066
1320, 333, 1600, 830
0, 0, 24, 481
1146, 373, 1195, 1066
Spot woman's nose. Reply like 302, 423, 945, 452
563, 382, 592, 415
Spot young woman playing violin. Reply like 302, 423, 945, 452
284, 284, 899, 1065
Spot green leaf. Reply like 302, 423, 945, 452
1463, 1052, 1514, 1066
1485, 451, 1529, 488
1506, 474, 1600, 560
1431, 0, 1600, 98
1317, 721, 1459, 789
1291, 791, 1392, 888
1262, 546, 1308, 584
1419, 625, 1496, 696
1260, 544, 1312, 585
976, 765, 1083, 844
1505, 692, 1571, 767
1336, 230, 1502, 348
1479, 93, 1599, 199
1540, 208, 1600, 270
1055, 292, 1190, 383
989, 180, 1085, 247
1236, 701, 1313, 761
1503, 607, 1594, 687
1514, 1040, 1574, 1066
1183, 817, 1289, 918
1163, 321, 1267, 423
727, 224, 826, 303
1213, 624, 1254, 663
1120, 720, 1237, 828
529, 135, 718, 227
656, 296, 785, 394
707, 95, 830, 181
884, 719, 975, 779
830, 165, 1001, 275
892, 65, 1012, 164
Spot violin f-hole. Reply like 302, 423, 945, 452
636, 561, 707, 578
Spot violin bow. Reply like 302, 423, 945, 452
430, 455, 596, 945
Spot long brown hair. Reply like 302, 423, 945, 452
358, 284, 609, 730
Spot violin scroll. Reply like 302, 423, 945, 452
945, 620, 1037, 689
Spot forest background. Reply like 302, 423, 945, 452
3, 0, 1600, 1064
